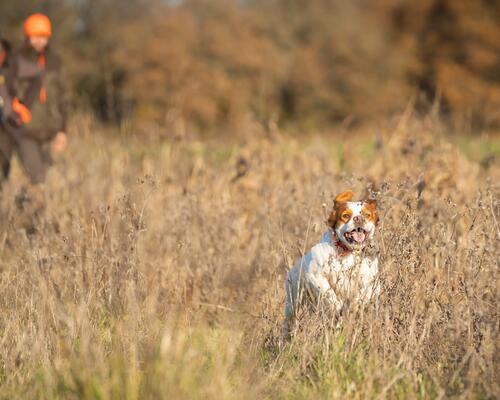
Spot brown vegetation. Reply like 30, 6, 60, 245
0, 114, 498, 398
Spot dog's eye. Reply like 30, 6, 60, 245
341, 213, 351, 220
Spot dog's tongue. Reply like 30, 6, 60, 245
352, 231, 365, 243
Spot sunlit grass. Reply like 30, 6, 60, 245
0, 115, 497, 399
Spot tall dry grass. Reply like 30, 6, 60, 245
0, 114, 498, 399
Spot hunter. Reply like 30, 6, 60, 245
5, 13, 68, 186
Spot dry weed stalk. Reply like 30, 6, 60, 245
0, 115, 497, 398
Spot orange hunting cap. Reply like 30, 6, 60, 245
24, 13, 52, 38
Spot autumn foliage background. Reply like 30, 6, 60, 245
1, 0, 500, 134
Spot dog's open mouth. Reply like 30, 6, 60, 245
344, 227, 368, 245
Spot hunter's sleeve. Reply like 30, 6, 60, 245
0, 74, 12, 117
0, 57, 18, 118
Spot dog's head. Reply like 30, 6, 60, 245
327, 190, 379, 251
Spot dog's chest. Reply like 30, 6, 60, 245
306, 242, 378, 298
323, 252, 376, 281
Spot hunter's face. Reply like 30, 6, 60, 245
29, 35, 49, 53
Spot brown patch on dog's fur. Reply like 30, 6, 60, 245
328, 190, 354, 229
362, 199, 379, 224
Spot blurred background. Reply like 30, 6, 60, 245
0, 3, 499, 398
1, 0, 499, 136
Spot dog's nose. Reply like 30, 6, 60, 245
353, 215, 364, 225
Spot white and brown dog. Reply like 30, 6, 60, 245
284, 190, 380, 334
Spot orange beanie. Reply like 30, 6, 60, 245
24, 13, 52, 38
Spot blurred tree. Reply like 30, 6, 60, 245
111, 0, 286, 132
253, 0, 408, 127
0, 0, 498, 132
385, 0, 500, 129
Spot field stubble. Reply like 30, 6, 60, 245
0, 114, 498, 399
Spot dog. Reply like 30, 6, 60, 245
284, 190, 380, 336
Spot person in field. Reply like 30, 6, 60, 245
0, 14, 68, 233
5, 13, 68, 186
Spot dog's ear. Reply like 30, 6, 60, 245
363, 199, 379, 224
364, 198, 377, 208
334, 190, 354, 205
327, 208, 337, 229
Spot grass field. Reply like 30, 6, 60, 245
0, 114, 498, 399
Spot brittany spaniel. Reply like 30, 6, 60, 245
284, 190, 380, 335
